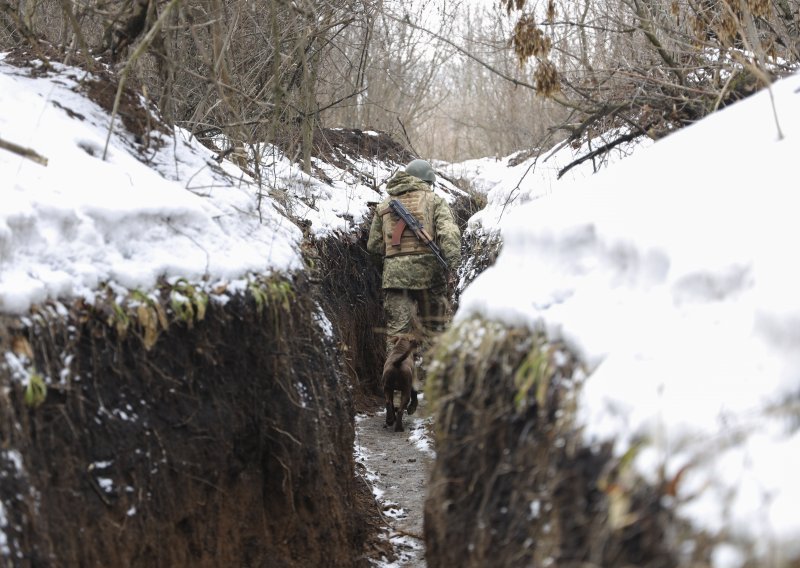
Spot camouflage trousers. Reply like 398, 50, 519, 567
383, 285, 450, 353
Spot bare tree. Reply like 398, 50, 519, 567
318, 0, 460, 158
500, 0, 799, 172
3, 0, 795, 167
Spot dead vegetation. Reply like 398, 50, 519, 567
423, 318, 695, 568
503, 0, 799, 173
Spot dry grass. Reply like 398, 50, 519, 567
424, 318, 682, 568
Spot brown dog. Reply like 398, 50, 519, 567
382, 336, 419, 432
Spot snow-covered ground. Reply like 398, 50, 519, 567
456, 72, 800, 566
0, 54, 460, 316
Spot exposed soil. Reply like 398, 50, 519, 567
311, 128, 414, 172
0, 277, 374, 568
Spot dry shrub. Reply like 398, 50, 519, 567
424, 318, 679, 568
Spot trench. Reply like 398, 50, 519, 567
308, 191, 487, 567
0, 186, 485, 567
0, 182, 733, 568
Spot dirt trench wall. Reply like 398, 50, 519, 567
312, 227, 387, 398
0, 277, 370, 567
423, 318, 679, 568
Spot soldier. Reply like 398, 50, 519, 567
367, 159, 462, 361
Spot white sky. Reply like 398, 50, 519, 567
2, 51, 800, 567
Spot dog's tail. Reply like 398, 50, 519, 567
386, 336, 415, 368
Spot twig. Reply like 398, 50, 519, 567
0, 136, 48, 166
315, 86, 368, 114
766, 83, 784, 141
86, 469, 114, 507
103, 0, 181, 161
387, 12, 537, 91
557, 127, 647, 179
395, 117, 419, 157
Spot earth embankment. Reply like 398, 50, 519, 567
0, 276, 372, 567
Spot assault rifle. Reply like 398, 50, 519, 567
388, 199, 448, 270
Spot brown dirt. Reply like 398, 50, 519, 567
313, 128, 414, 171
311, 227, 387, 398
0, 276, 374, 567
270, 126, 413, 188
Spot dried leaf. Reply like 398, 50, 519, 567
606, 484, 636, 529
155, 302, 169, 329
11, 336, 33, 358
194, 292, 208, 322
111, 303, 129, 338
137, 304, 160, 350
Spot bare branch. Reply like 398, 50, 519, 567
0, 137, 48, 166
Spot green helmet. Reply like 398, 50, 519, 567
405, 159, 436, 183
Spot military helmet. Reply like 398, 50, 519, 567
405, 159, 436, 183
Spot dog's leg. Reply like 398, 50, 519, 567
407, 388, 418, 416
407, 353, 418, 415
385, 399, 395, 427
395, 389, 410, 432
384, 383, 395, 427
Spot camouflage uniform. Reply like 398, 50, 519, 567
367, 171, 462, 351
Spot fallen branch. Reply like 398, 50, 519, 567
557, 128, 646, 179
0, 136, 48, 166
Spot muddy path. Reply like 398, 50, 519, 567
355, 393, 435, 567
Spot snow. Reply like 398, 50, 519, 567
0, 56, 301, 314
3, 49, 800, 567
0, 501, 8, 556
407, 416, 436, 458
0, 55, 461, 315
441, 126, 651, 231
457, 72, 800, 565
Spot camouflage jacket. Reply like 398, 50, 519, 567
367, 171, 461, 289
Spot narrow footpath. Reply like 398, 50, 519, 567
355, 394, 435, 568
